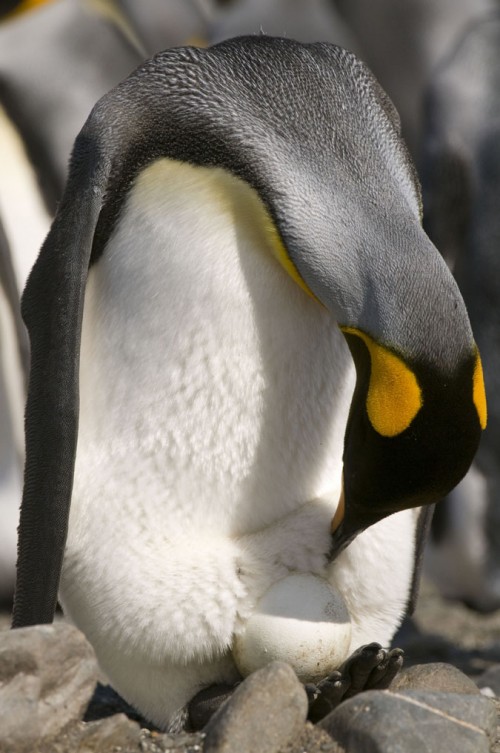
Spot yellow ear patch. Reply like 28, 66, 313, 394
342, 327, 423, 437
3, 0, 53, 20
473, 351, 487, 430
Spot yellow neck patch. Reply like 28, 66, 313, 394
473, 351, 487, 429
342, 327, 423, 437
261, 214, 319, 302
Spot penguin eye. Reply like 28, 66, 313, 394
342, 327, 423, 437
473, 350, 487, 429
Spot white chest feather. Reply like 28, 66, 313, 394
75, 161, 353, 534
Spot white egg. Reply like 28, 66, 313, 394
233, 573, 352, 682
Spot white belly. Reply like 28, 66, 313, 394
60, 159, 416, 730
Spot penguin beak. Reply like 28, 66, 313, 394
329, 519, 360, 561
330, 479, 345, 535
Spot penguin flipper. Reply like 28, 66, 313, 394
406, 504, 435, 617
12, 134, 110, 628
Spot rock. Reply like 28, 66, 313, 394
480, 686, 496, 698
139, 730, 205, 753
477, 665, 500, 697
75, 714, 141, 750
278, 721, 344, 753
0, 623, 98, 752
390, 662, 481, 695
35, 715, 142, 753
203, 661, 308, 753
319, 690, 496, 753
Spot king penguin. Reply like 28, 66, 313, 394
13, 36, 485, 731
333, 0, 497, 157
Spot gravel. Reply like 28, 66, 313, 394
1, 578, 500, 752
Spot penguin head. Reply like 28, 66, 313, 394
330, 328, 486, 556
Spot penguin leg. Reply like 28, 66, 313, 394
307, 643, 404, 722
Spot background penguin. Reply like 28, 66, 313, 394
421, 12, 500, 612
0, 0, 212, 227
208, 0, 360, 51
333, 0, 497, 157
13, 36, 484, 731
0, 0, 214, 606
0, 215, 27, 606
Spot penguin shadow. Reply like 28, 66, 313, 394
84, 683, 159, 730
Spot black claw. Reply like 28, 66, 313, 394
317, 674, 348, 703
366, 648, 404, 690
306, 644, 404, 723
304, 683, 321, 705
308, 677, 345, 723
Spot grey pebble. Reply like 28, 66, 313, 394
37, 714, 142, 753
319, 689, 496, 753
477, 665, 500, 696
141, 730, 205, 752
0, 623, 99, 753
76, 713, 141, 749
389, 662, 481, 695
278, 721, 345, 753
203, 661, 308, 753
43, 724, 205, 753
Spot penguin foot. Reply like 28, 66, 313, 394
307, 642, 404, 722
187, 682, 240, 730
186, 643, 403, 729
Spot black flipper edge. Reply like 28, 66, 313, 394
12, 133, 110, 627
